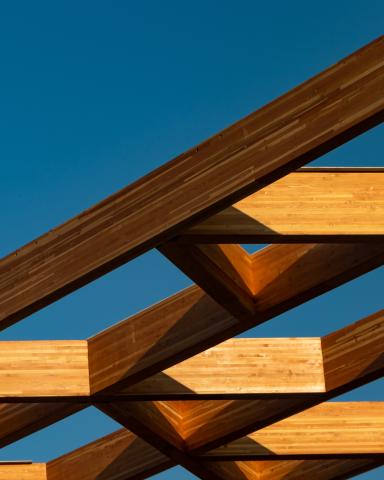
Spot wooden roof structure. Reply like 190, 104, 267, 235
0, 35, 384, 479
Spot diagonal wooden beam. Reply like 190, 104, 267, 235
201, 459, 383, 480
180, 169, 384, 243
0, 403, 85, 449
45, 428, 173, 480
0, 36, 383, 331
201, 402, 384, 460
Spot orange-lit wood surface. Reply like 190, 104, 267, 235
182, 170, 384, 243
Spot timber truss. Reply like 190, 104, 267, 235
0, 36, 384, 480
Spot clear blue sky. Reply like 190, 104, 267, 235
0, 1, 383, 478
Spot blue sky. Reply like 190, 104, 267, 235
0, 1, 383, 478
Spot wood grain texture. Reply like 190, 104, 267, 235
203, 402, 384, 458
118, 338, 325, 398
95, 401, 224, 480
182, 171, 384, 242
202, 459, 382, 480
0, 403, 84, 448
0, 341, 89, 398
161, 242, 384, 322
0, 464, 46, 480
88, 286, 236, 394
322, 309, 384, 391
46, 428, 172, 480
0, 36, 383, 330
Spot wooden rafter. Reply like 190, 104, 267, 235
0, 36, 383, 331
1, 36, 384, 480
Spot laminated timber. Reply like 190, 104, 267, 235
0, 36, 384, 330
0, 464, 46, 480
201, 402, 384, 460
1, 36, 384, 480
0, 308, 381, 401
181, 169, 384, 243
159, 241, 384, 325
201, 459, 383, 480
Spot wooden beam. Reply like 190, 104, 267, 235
0, 403, 85, 448
181, 170, 384, 243
95, 401, 230, 480
0, 464, 46, 480
0, 341, 89, 399
88, 285, 236, 394
202, 402, 384, 459
1, 36, 383, 330
160, 242, 384, 321
322, 308, 384, 391
114, 338, 325, 398
201, 459, 383, 480
46, 428, 173, 480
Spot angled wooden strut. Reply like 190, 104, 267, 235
0, 36, 383, 331
160, 242, 384, 321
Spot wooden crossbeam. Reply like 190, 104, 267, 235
0, 36, 383, 331
0, 308, 382, 401
0, 464, 47, 480
201, 402, 384, 459
181, 169, 384, 243
160, 242, 384, 321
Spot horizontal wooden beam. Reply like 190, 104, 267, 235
0, 309, 381, 402
0, 341, 89, 399
181, 171, 384, 243
117, 337, 325, 398
202, 402, 384, 459
0, 464, 46, 480
0, 36, 383, 331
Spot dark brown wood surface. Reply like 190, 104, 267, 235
1, 36, 383, 330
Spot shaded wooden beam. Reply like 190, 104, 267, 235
322, 308, 384, 391
181, 170, 384, 243
201, 459, 383, 480
0, 403, 85, 449
201, 402, 384, 459
46, 428, 173, 480
95, 401, 231, 480
0, 464, 47, 480
160, 242, 384, 322
1, 36, 383, 330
